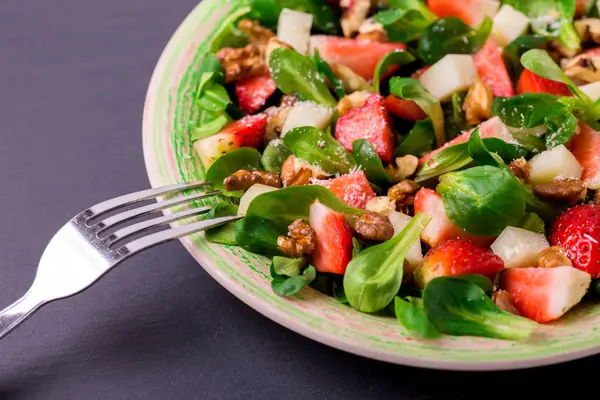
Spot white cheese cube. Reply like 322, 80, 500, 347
491, 227, 550, 269
238, 184, 279, 216
281, 101, 333, 136
470, 0, 501, 26
528, 144, 583, 185
419, 54, 478, 101
277, 9, 313, 55
492, 5, 530, 46
579, 81, 600, 101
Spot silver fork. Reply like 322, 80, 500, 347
0, 181, 240, 340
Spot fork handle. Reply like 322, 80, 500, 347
0, 289, 45, 340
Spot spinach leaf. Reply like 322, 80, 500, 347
333, 280, 349, 304
389, 78, 445, 147
444, 91, 471, 141
455, 274, 493, 293
503, 35, 547, 80
206, 148, 262, 197
271, 263, 317, 297
269, 48, 337, 107
483, 138, 530, 162
343, 212, 431, 313
195, 73, 231, 112
394, 296, 440, 339
272, 256, 308, 277
284, 126, 355, 174
261, 140, 290, 175
544, 110, 578, 148
511, 130, 547, 153
423, 277, 537, 340
518, 212, 546, 235
191, 114, 230, 141
192, 64, 233, 139
437, 166, 527, 237
396, 119, 435, 157
468, 128, 529, 167
235, 216, 285, 256
503, 0, 579, 50
204, 202, 239, 245
372, 50, 416, 93
418, 16, 492, 64
248, 0, 340, 34
414, 143, 473, 183
313, 49, 346, 100
386, 0, 438, 20
492, 93, 564, 128
209, 6, 251, 52
246, 185, 364, 230
352, 237, 363, 258
352, 139, 390, 186
373, 9, 432, 44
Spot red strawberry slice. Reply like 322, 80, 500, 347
310, 35, 406, 80
335, 93, 395, 164
419, 116, 513, 164
235, 74, 278, 114
570, 123, 600, 189
309, 200, 354, 274
517, 69, 572, 96
426, 0, 497, 26
414, 188, 495, 247
550, 204, 600, 278
501, 266, 591, 323
384, 96, 427, 121
414, 239, 504, 288
312, 170, 376, 209
222, 113, 268, 148
474, 38, 514, 97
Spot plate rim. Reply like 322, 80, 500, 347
141, 0, 600, 371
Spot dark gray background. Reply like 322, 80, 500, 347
0, 1, 597, 399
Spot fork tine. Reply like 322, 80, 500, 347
123, 215, 243, 254
96, 190, 221, 230
88, 181, 212, 217
110, 206, 212, 242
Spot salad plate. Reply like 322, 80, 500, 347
143, 0, 600, 370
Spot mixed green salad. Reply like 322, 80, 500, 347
189, 0, 600, 341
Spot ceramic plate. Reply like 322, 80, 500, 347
142, 0, 600, 370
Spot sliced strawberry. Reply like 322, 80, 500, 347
384, 95, 426, 121
309, 200, 354, 274
474, 38, 514, 97
335, 93, 395, 163
312, 170, 376, 209
414, 239, 504, 288
501, 266, 591, 323
309, 35, 406, 80
570, 123, 600, 189
419, 116, 513, 164
426, 0, 498, 26
550, 204, 600, 278
413, 188, 495, 247
517, 69, 572, 96
235, 75, 278, 114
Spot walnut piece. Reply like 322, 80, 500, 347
237, 19, 275, 53
215, 44, 265, 83
356, 17, 387, 42
564, 50, 600, 83
223, 170, 282, 192
463, 78, 493, 126
537, 246, 573, 268
365, 196, 397, 215
337, 90, 370, 116
492, 290, 520, 316
341, 0, 372, 38
353, 211, 394, 242
264, 94, 298, 143
388, 179, 420, 210
280, 155, 328, 186
509, 158, 531, 182
532, 179, 587, 204
332, 64, 371, 93
264, 37, 294, 68
385, 155, 419, 183
574, 18, 600, 44
277, 219, 316, 257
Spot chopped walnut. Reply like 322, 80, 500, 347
365, 196, 397, 215
277, 220, 316, 257
337, 90, 370, 116
574, 19, 600, 44
237, 19, 275, 53
463, 78, 493, 126
264, 94, 298, 143
509, 158, 531, 182
388, 179, 420, 210
548, 39, 580, 59
264, 37, 294, 68
492, 290, 520, 316
532, 179, 587, 204
332, 64, 372, 93
537, 246, 573, 268
353, 211, 395, 242
385, 155, 419, 183
216, 44, 265, 83
223, 170, 282, 192
280, 156, 328, 187
564, 50, 600, 83
341, 0, 372, 38
356, 17, 387, 42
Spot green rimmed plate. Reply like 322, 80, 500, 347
142, 0, 600, 370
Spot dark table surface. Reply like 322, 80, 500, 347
0, 1, 598, 399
